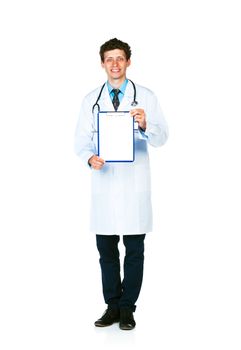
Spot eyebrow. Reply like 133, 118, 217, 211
105, 55, 125, 59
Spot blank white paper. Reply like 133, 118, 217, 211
98, 112, 134, 162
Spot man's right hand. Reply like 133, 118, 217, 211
88, 155, 105, 170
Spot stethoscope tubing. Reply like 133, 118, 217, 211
92, 79, 138, 114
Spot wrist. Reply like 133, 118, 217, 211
139, 124, 146, 132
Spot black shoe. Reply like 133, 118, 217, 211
94, 308, 120, 327
119, 308, 136, 330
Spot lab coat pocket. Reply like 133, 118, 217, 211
134, 164, 151, 193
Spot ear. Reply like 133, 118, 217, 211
127, 59, 131, 67
101, 61, 105, 68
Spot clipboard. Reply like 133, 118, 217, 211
97, 111, 135, 162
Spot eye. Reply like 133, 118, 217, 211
106, 58, 114, 63
105, 56, 125, 64
116, 57, 125, 62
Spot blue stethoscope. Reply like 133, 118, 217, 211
92, 79, 138, 114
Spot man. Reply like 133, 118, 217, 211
74, 38, 168, 330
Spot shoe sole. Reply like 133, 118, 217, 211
119, 325, 135, 330
94, 319, 120, 327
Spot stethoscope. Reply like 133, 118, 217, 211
92, 79, 138, 114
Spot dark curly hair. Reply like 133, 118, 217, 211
99, 38, 132, 62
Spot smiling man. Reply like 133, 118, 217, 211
74, 38, 168, 330
102, 50, 130, 82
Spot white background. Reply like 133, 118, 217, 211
0, 0, 241, 349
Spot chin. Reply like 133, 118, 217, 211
112, 74, 123, 79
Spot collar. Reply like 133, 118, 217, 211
107, 79, 128, 95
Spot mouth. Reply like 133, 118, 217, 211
111, 69, 121, 73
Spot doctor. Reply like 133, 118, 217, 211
74, 38, 168, 330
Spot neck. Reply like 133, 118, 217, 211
108, 77, 127, 89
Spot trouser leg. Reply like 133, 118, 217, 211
96, 234, 122, 309
120, 234, 146, 312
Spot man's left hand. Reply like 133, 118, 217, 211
130, 109, 146, 131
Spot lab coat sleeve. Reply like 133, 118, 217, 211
140, 92, 169, 147
74, 96, 96, 167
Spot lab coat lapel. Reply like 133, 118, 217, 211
100, 84, 114, 111
119, 80, 133, 110
100, 80, 133, 111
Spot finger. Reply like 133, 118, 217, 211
134, 116, 143, 122
130, 108, 142, 112
95, 162, 104, 168
91, 159, 104, 167
130, 110, 140, 117
130, 108, 144, 114
133, 112, 144, 119
131, 110, 140, 115
96, 164, 104, 170
93, 164, 102, 170
95, 156, 105, 164
93, 159, 105, 168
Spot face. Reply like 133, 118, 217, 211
101, 49, 131, 82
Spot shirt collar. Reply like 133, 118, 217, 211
107, 79, 128, 95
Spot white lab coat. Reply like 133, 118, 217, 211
74, 80, 168, 235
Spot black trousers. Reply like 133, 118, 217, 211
96, 234, 146, 312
